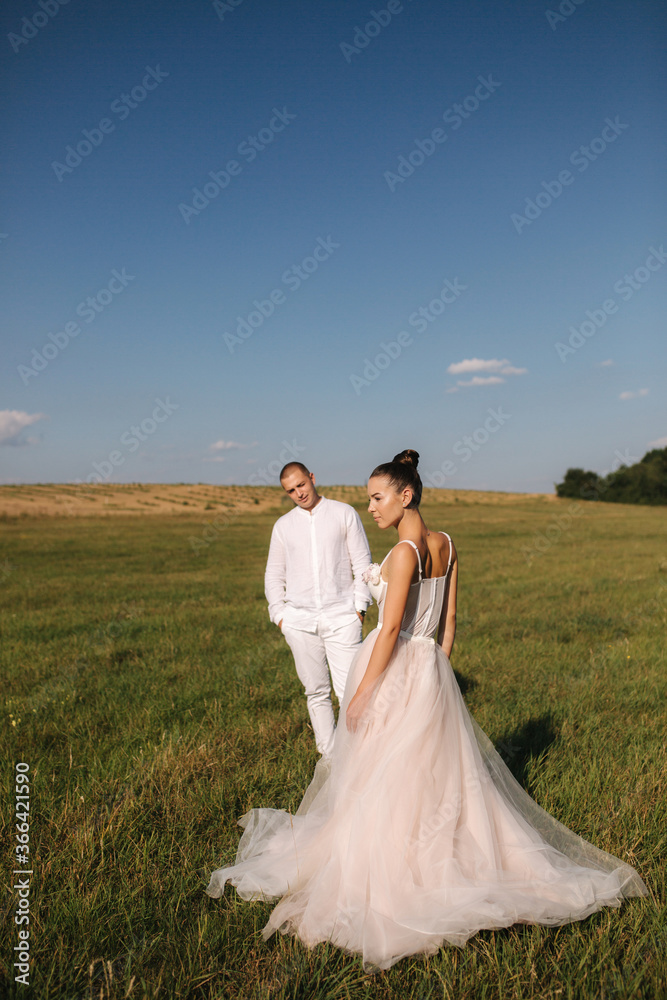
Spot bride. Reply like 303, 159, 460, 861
206, 450, 648, 972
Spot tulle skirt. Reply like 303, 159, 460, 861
206, 628, 648, 971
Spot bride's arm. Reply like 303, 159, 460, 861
436, 547, 458, 658
346, 544, 415, 729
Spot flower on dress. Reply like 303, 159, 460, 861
362, 563, 381, 586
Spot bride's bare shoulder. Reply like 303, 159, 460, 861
442, 531, 457, 560
383, 540, 419, 579
429, 530, 456, 569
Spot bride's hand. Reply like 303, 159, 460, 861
346, 693, 362, 732
346, 687, 371, 732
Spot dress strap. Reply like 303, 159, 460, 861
395, 539, 423, 580
439, 531, 453, 575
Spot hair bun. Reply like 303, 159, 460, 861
392, 449, 420, 470
371, 450, 422, 509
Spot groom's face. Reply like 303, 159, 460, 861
281, 470, 319, 511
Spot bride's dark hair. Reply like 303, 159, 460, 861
370, 449, 422, 509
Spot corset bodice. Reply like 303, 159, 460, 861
367, 533, 453, 641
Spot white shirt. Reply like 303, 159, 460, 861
264, 495, 372, 634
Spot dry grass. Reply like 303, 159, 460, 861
0, 482, 559, 519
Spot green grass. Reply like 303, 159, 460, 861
1, 494, 666, 999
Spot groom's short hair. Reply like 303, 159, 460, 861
279, 461, 311, 481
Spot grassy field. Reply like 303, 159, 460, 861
1, 488, 665, 999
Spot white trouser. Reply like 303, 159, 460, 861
282, 618, 363, 757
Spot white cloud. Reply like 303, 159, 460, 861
619, 389, 649, 400
447, 358, 510, 375
457, 375, 505, 387
598, 359, 614, 367
0, 410, 46, 446
648, 435, 667, 448
209, 439, 258, 452
447, 358, 527, 389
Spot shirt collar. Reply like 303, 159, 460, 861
297, 494, 327, 517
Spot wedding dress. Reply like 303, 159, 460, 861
206, 534, 648, 971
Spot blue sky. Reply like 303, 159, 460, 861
2, 0, 665, 492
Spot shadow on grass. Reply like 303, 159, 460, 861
452, 668, 476, 696
495, 712, 559, 789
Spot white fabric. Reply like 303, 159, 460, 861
283, 618, 363, 757
264, 496, 371, 632
208, 533, 648, 972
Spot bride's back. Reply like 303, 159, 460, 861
422, 530, 453, 580
379, 531, 454, 640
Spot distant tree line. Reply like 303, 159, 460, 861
556, 447, 667, 505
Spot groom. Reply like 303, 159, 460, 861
265, 462, 372, 758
